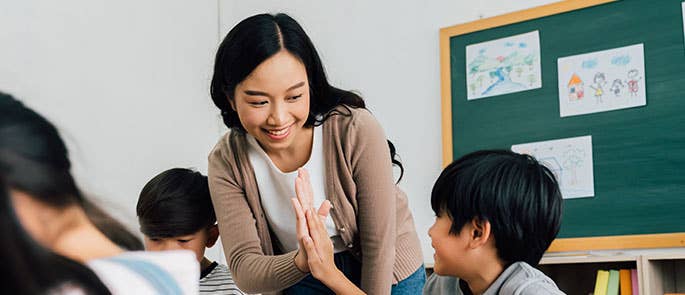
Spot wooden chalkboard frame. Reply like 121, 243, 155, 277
439, 0, 685, 252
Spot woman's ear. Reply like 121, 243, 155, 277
205, 224, 220, 248
468, 218, 492, 248
228, 98, 236, 111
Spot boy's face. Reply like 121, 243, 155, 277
144, 225, 219, 264
428, 215, 471, 277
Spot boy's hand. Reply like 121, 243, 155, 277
302, 208, 365, 294
292, 168, 331, 272
292, 169, 366, 295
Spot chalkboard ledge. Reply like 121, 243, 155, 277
548, 233, 685, 252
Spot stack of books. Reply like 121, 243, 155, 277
593, 269, 638, 295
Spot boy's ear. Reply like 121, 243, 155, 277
205, 224, 220, 248
468, 218, 492, 249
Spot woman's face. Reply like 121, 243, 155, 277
231, 50, 311, 156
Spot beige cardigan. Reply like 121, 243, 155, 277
208, 106, 423, 295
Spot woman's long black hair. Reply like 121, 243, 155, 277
0, 91, 142, 294
210, 13, 404, 181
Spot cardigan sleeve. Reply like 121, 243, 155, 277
347, 110, 397, 295
207, 139, 307, 293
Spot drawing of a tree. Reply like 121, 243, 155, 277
562, 147, 584, 186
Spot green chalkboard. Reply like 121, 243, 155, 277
444, 0, 685, 240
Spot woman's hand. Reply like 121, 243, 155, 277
300, 207, 339, 281
291, 169, 365, 295
291, 168, 330, 273
295, 203, 366, 295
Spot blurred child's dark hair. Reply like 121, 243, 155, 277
430, 149, 563, 266
0, 91, 112, 293
136, 168, 215, 237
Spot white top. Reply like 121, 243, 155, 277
199, 262, 245, 295
87, 250, 199, 295
246, 127, 345, 253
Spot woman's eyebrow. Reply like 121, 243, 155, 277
243, 81, 305, 97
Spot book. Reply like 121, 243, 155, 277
594, 270, 610, 295
631, 269, 639, 295
619, 269, 632, 295
607, 270, 619, 295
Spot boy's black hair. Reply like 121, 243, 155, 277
136, 168, 215, 237
430, 149, 563, 266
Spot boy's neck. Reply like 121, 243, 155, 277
200, 257, 214, 272
462, 257, 506, 295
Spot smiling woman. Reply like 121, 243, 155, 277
207, 13, 425, 295
230, 51, 313, 172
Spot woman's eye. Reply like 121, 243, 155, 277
178, 239, 191, 243
249, 101, 268, 106
288, 94, 302, 101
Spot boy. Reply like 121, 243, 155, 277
423, 150, 565, 294
137, 168, 246, 295
292, 149, 565, 294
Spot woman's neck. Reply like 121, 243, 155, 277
267, 126, 314, 172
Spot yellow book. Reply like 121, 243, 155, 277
619, 269, 632, 295
594, 270, 609, 295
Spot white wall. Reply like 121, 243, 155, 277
219, 0, 559, 264
0, 0, 560, 266
0, 0, 226, 261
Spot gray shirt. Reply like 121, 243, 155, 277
423, 261, 565, 295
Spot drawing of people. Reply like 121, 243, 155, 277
627, 69, 642, 97
567, 73, 584, 101
589, 72, 606, 103
609, 78, 625, 97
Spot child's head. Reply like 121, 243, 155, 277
136, 168, 218, 263
429, 150, 562, 277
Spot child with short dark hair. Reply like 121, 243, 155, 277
292, 150, 565, 294
423, 149, 564, 294
137, 168, 246, 295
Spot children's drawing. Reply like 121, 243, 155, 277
557, 44, 646, 117
609, 78, 625, 97
466, 31, 541, 100
511, 135, 594, 199
567, 73, 584, 101
627, 69, 642, 96
589, 72, 607, 103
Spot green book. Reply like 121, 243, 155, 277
607, 269, 620, 295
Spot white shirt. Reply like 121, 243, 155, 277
246, 127, 345, 253
87, 250, 198, 295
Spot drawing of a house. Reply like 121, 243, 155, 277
567, 73, 584, 101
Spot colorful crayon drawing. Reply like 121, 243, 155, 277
466, 31, 541, 100
557, 44, 646, 117
511, 135, 594, 199
567, 73, 584, 101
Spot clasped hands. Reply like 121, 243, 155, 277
290, 168, 338, 280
